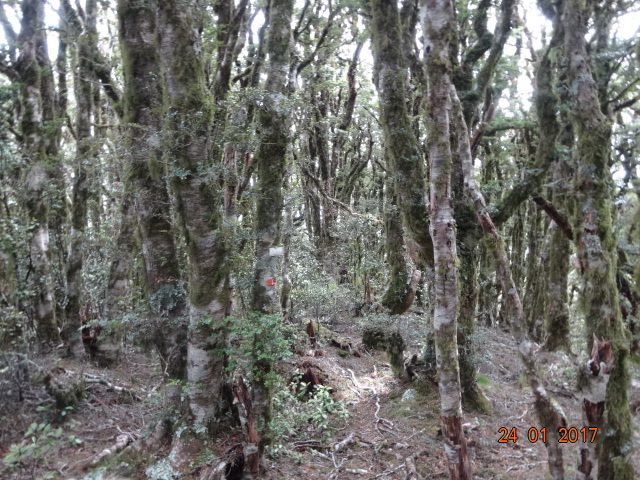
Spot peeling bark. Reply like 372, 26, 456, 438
561, 0, 635, 476
420, 0, 471, 478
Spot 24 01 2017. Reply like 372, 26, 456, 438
498, 427, 599, 443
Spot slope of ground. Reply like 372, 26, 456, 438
1, 312, 639, 479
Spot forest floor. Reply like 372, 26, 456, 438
1, 312, 640, 480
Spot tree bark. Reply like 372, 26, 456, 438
381, 185, 420, 316
370, 0, 432, 268
65, 0, 96, 358
157, 0, 230, 427
421, 0, 472, 478
250, 0, 294, 314
118, 0, 187, 382
14, 0, 62, 344
561, 0, 634, 477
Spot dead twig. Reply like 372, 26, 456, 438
373, 462, 406, 478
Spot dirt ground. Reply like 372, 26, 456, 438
1, 312, 639, 479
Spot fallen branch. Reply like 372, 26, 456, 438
90, 434, 131, 466
373, 462, 406, 478
334, 432, 358, 453
374, 395, 394, 433
294, 439, 328, 451
83, 373, 142, 401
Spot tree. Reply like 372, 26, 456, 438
420, 0, 472, 478
1, 0, 63, 344
561, 0, 634, 476
118, 0, 188, 383
157, 0, 231, 428
64, 0, 95, 358
250, 0, 294, 314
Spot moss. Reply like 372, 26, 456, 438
362, 326, 387, 349
386, 331, 406, 377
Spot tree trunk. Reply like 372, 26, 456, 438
370, 0, 432, 268
248, 0, 294, 456
250, 0, 294, 314
118, 0, 187, 383
381, 188, 420, 316
157, 0, 231, 428
65, 0, 95, 358
421, 0, 472, 478
15, 0, 62, 344
561, 0, 634, 477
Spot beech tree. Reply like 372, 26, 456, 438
118, 0, 187, 384
1, 0, 63, 344
561, 0, 634, 476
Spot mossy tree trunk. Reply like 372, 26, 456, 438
381, 188, 420, 316
10, 0, 63, 345
157, 0, 230, 428
451, 126, 490, 413
248, 0, 294, 456
420, 0, 472, 478
118, 0, 188, 383
532, 16, 573, 352
250, 0, 294, 314
369, 0, 432, 268
561, 0, 634, 477
523, 205, 548, 339
544, 158, 573, 352
456, 233, 490, 413
65, 0, 95, 358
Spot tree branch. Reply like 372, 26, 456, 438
300, 163, 381, 223
531, 196, 574, 240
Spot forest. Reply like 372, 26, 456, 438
0, 0, 639, 478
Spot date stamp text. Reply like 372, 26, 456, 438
498, 427, 598, 444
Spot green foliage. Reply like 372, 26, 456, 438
224, 312, 298, 383
289, 244, 362, 322
0, 421, 81, 478
268, 376, 349, 458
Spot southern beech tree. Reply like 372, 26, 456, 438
2, 0, 63, 345
156, 0, 231, 429
250, 0, 294, 314
420, 1, 471, 478
249, 0, 294, 456
118, 0, 187, 385
561, 0, 634, 476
